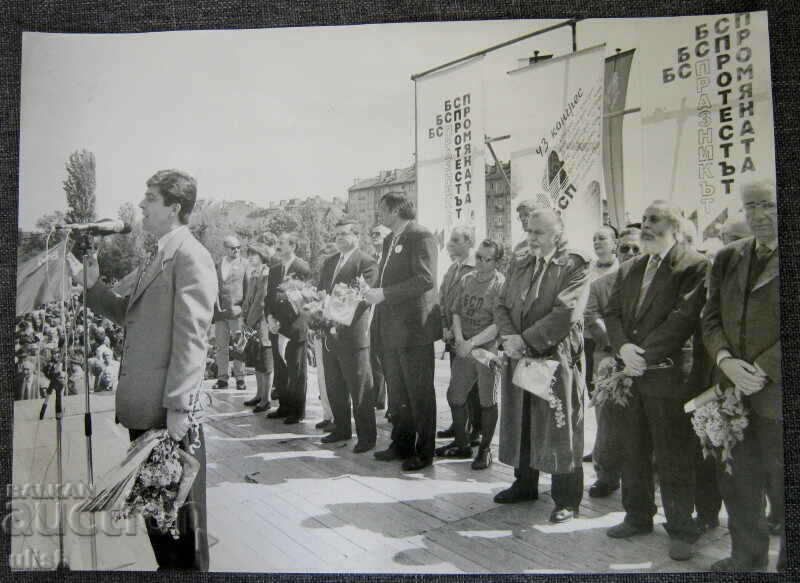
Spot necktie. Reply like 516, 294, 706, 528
749, 244, 774, 288
524, 257, 546, 302
636, 254, 660, 316
332, 254, 346, 286
134, 249, 157, 295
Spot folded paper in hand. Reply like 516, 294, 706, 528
512, 357, 560, 401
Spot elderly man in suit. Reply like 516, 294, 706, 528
265, 232, 312, 425
702, 180, 784, 572
368, 224, 391, 412
79, 169, 217, 571
214, 234, 247, 390
494, 208, 591, 524
317, 220, 378, 452
604, 200, 708, 561
366, 191, 440, 471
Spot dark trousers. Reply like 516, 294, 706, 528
621, 392, 698, 541
281, 339, 307, 418
516, 392, 583, 509
128, 426, 208, 571
592, 400, 624, 486
694, 438, 722, 524
718, 413, 784, 565
584, 338, 596, 396
323, 346, 377, 445
382, 344, 436, 460
270, 333, 287, 400
446, 347, 481, 433
370, 348, 386, 410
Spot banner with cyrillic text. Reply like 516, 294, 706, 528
415, 56, 486, 276
508, 44, 606, 256
639, 11, 775, 241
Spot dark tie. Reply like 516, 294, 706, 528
134, 249, 157, 295
636, 254, 660, 316
524, 257, 546, 302
748, 244, 774, 289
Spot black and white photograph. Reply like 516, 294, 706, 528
9, 11, 788, 574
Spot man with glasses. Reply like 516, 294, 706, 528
584, 226, 641, 498
703, 180, 784, 572
604, 202, 708, 561
214, 235, 247, 390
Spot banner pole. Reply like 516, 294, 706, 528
484, 136, 513, 193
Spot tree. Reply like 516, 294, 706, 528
63, 150, 97, 225
96, 202, 148, 281
17, 210, 68, 263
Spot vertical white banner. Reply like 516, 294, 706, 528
415, 56, 486, 277
509, 44, 606, 256
638, 11, 775, 241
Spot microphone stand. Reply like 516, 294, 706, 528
76, 230, 98, 570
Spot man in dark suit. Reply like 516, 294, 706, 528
604, 199, 708, 561
366, 191, 440, 471
317, 220, 378, 452
79, 169, 217, 570
702, 180, 784, 572
265, 232, 311, 424
368, 225, 391, 411
213, 235, 247, 390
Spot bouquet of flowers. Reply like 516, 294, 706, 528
278, 278, 322, 314
591, 356, 635, 408
76, 429, 200, 539
688, 385, 749, 474
512, 356, 565, 428
323, 279, 366, 327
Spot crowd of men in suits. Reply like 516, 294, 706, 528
211, 181, 783, 572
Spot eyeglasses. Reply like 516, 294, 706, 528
227, 246, 241, 250
619, 245, 641, 254
476, 254, 496, 263
369, 232, 381, 238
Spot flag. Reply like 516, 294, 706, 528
603, 49, 635, 229
508, 44, 607, 255
16, 240, 74, 316
638, 11, 775, 239
415, 55, 487, 278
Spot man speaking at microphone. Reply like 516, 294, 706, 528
74, 170, 217, 571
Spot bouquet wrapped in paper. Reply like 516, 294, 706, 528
688, 384, 749, 474
512, 356, 565, 428
278, 277, 321, 314
76, 429, 200, 539
591, 356, 635, 408
323, 281, 366, 327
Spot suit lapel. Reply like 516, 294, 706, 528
624, 256, 648, 323
129, 228, 188, 307
635, 247, 678, 321
752, 250, 778, 292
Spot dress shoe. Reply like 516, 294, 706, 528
493, 481, 538, 504
606, 521, 653, 538
215, 379, 229, 389
588, 480, 619, 498
243, 397, 260, 406
375, 403, 386, 411
374, 444, 412, 462
266, 409, 288, 419
401, 456, 432, 471
471, 448, 492, 470
710, 557, 768, 572
321, 433, 351, 444
253, 403, 271, 413
315, 419, 334, 430
353, 442, 375, 454
434, 442, 472, 458
236, 379, 247, 390
668, 538, 694, 561
582, 453, 593, 462
549, 506, 577, 523
437, 426, 455, 439
283, 416, 302, 425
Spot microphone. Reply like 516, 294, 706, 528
56, 219, 132, 235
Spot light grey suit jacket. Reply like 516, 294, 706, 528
87, 227, 218, 429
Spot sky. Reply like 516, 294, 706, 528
18, 14, 773, 231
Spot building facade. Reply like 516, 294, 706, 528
348, 163, 512, 248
